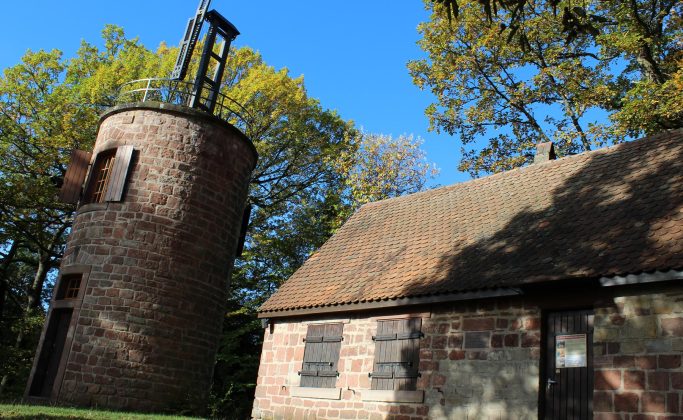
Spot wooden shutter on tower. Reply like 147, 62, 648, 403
299, 323, 343, 388
59, 150, 92, 204
371, 318, 422, 391
104, 145, 134, 202
235, 204, 252, 258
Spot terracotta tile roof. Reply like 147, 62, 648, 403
259, 130, 683, 314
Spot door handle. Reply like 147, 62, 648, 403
547, 378, 557, 391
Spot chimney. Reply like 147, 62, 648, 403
534, 142, 556, 164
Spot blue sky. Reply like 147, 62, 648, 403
0, 0, 471, 187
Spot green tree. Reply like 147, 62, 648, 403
0, 25, 169, 397
337, 133, 439, 208
0, 25, 438, 415
411, 0, 682, 176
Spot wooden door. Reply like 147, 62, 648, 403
28, 308, 73, 397
543, 309, 594, 419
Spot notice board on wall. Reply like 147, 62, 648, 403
555, 334, 587, 368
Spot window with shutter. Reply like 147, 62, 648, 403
371, 318, 422, 391
84, 145, 134, 204
299, 323, 343, 388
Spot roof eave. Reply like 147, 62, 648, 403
258, 269, 683, 319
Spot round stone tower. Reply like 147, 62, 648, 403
25, 102, 257, 412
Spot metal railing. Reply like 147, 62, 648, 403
115, 78, 250, 132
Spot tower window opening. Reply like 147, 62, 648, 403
86, 150, 117, 203
56, 274, 82, 300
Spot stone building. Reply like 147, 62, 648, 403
24, 100, 256, 410
252, 130, 683, 419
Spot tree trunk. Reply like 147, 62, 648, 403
25, 252, 50, 312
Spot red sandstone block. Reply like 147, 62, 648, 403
433, 350, 448, 360
447, 335, 463, 348
463, 317, 495, 331
521, 332, 540, 347
667, 392, 680, 413
417, 373, 431, 389
594, 356, 615, 368
400, 405, 415, 414
416, 406, 429, 416
437, 323, 449, 334
431, 336, 447, 349
594, 412, 623, 420
672, 373, 683, 389
662, 318, 683, 336
432, 373, 447, 387
642, 392, 667, 413
615, 356, 636, 368
637, 356, 658, 370
659, 355, 682, 369
524, 317, 541, 330
504, 334, 520, 347
594, 391, 613, 411
596, 370, 622, 390
451, 320, 461, 330
419, 349, 433, 360
615, 392, 640, 412
420, 360, 438, 371
496, 318, 508, 329
625, 370, 646, 390
631, 415, 656, 420
648, 372, 670, 391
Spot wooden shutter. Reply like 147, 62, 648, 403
104, 145, 134, 202
59, 150, 92, 204
299, 323, 343, 388
371, 318, 422, 391
235, 204, 252, 258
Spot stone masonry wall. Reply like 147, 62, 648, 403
252, 299, 541, 420
56, 106, 256, 411
593, 288, 683, 419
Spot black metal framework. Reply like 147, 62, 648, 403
189, 10, 239, 113
118, 0, 243, 128
171, 0, 212, 80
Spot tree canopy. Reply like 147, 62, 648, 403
412, 0, 682, 176
0, 25, 437, 415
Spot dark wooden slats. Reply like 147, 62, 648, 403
104, 145, 134, 202
59, 150, 92, 204
235, 204, 251, 257
371, 318, 422, 391
299, 323, 343, 388
544, 309, 594, 420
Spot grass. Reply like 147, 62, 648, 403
0, 404, 198, 420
